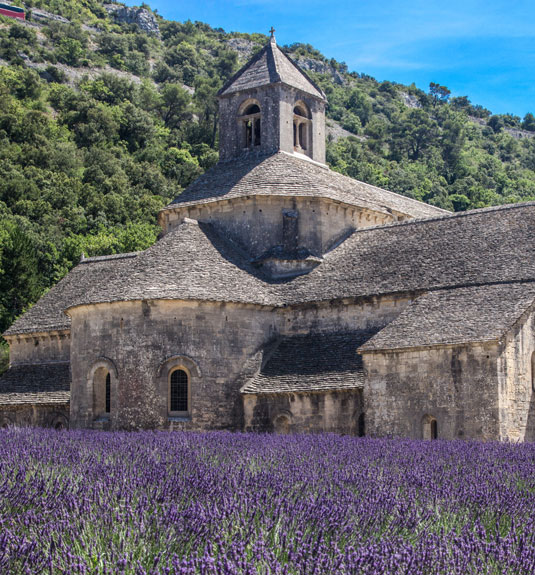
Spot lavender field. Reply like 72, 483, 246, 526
1, 430, 535, 574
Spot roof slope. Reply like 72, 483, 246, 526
0, 362, 70, 405
241, 331, 376, 394
164, 151, 447, 219
218, 38, 325, 100
3, 253, 137, 336
284, 202, 535, 304
359, 283, 535, 352
66, 219, 275, 310
6, 203, 535, 337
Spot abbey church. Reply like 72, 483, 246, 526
2, 35, 535, 441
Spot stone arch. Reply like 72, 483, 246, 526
422, 414, 438, 440
87, 357, 118, 420
50, 413, 69, 430
238, 98, 262, 149
157, 355, 201, 418
157, 355, 201, 378
273, 410, 292, 434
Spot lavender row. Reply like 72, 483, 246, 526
1, 428, 535, 574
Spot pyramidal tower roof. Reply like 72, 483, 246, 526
218, 32, 326, 101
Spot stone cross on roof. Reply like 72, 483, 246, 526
269, 26, 275, 39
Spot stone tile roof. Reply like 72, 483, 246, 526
164, 151, 448, 219
218, 38, 326, 100
0, 362, 70, 405
6, 202, 535, 339
359, 283, 535, 352
3, 253, 137, 336
285, 202, 535, 304
241, 331, 376, 394
64, 219, 275, 310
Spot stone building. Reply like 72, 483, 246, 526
2, 35, 535, 440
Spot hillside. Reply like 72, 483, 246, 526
1, 0, 535, 369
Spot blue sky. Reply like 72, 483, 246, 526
128, 0, 535, 117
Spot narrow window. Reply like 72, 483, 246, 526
531, 351, 535, 392
293, 102, 311, 154
423, 415, 438, 440
358, 413, 366, 437
105, 372, 111, 414
430, 419, 438, 439
254, 118, 261, 146
299, 123, 307, 150
170, 369, 188, 413
92, 366, 112, 419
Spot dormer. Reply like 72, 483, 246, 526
217, 31, 327, 164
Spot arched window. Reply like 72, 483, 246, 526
239, 102, 261, 149
92, 367, 111, 418
169, 368, 189, 414
293, 102, 311, 153
422, 415, 438, 440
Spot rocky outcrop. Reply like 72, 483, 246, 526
295, 57, 346, 85
104, 4, 160, 36
30, 8, 70, 24
226, 38, 256, 61
400, 92, 421, 109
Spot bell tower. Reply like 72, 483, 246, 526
217, 30, 327, 164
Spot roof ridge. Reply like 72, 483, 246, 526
81, 252, 140, 264
217, 43, 270, 96
274, 45, 326, 101
349, 200, 535, 234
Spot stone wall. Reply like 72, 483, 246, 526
497, 309, 535, 441
243, 390, 363, 434
163, 196, 392, 261
68, 299, 278, 431
219, 87, 281, 161
218, 85, 325, 163
67, 294, 409, 432
0, 405, 69, 429
362, 343, 501, 440
7, 332, 70, 365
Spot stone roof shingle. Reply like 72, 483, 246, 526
3, 253, 137, 336
0, 362, 70, 405
241, 331, 376, 394
64, 219, 275, 310
286, 202, 535, 304
6, 202, 535, 339
359, 283, 535, 352
218, 39, 326, 100
164, 152, 447, 219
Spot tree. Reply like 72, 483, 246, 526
0, 221, 43, 334
429, 82, 451, 107
522, 113, 535, 132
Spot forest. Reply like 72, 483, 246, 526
1, 0, 535, 370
